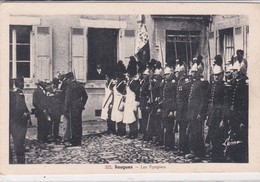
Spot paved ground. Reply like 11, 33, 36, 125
10, 120, 212, 164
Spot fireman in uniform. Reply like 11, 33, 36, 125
205, 55, 228, 162
224, 61, 248, 162
145, 67, 162, 142
175, 64, 190, 155
186, 63, 209, 159
10, 77, 30, 164
123, 57, 141, 139
158, 66, 177, 150
101, 73, 116, 134
111, 72, 127, 136
138, 67, 150, 139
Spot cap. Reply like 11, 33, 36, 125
65, 72, 74, 79
213, 65, 224, 74
14, 77, 24, 86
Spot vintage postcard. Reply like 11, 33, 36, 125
0, 2, 260, 177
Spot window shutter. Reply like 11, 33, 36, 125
124, 29, 135, 63
70, 27, 86, 82
234, 26, 243, 51
34, 26, 52, 82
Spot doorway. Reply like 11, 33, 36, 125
87, 28, 118, 80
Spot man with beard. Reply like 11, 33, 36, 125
64, 72, 88, 146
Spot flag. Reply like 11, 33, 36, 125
134, 16, 150, 64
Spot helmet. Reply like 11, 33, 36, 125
164, 67, 172, 75
190, 63, 198, 72
213, 65, 223, 75
154, 68, 162, 75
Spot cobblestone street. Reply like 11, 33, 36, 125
10, 120, 212, 164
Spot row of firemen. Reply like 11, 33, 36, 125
10, 72, 88, 164
101, 50, 248, 162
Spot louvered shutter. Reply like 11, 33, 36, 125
70, 27, 86, 82
34, 26, 52, 82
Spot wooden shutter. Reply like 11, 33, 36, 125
234, 26, 243, 51
70, 27, 86, 82
34, 26, 52, 82
124, 29, 135, 64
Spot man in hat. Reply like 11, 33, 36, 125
186, 63, 209, 160
158, 66, 177, 150
205, 56, 228, 162
175, 64, 190, 155
64, 72, 88, 146
33, 81, 50, 144
10, 77, 30, 164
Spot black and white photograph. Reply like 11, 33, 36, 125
1, 3, 260, 178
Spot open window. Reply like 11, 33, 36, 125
219, 28, 234, 67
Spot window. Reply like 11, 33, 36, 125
219, 28, 234, 67
166, 30, 200, 69
9, 25, 32, 79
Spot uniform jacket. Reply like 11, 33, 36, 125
46, 87, 62, 118
160, 76, 177, 118
64, 80, 88, 113
10, 88, 29, 124
187, 77, 209, 121
139, 77, 150, 110
175, 76, 190, 121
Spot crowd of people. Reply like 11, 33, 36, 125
9, 49, 248, 164
101, 50, 248, 163
10, 71, 88, 164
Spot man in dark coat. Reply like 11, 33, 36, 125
159, 67, 177, 150
33, 81, 50, 143
10, 77, 30, 164
186, 64, 209, 159
64, 72, 88, 146
45, 78, 63, 143
205, 59, 228, 162
175, 65, 190, 155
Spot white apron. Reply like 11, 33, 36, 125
123, 80, 138, 124
111, 82, 124, 123
100, 82, 113, 120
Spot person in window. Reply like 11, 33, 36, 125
63, 72, 88, 146
235, 49, 248, 76
91, 64, 106, 80
197, 55, 204, 77
10, 77, 30, 164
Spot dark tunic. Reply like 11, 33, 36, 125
176, 76, 190, 153
10, 88, 29, 164
64, 80, 88, 146
187, 77, 209, 156
33, 86, 49, 143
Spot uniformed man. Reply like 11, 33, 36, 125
175, 64, 190, 155
101, 74, 116, 134
205, 56, 228, 162
123, 57, 141, 139
145, 68, 162, 143
10, 77, 30, 164
158, 66, 177, 151
186, 63, 209, 159
64, 72, 88, 146
33, 81, 50, 143
111, 72, 127, 136
224, 61, 248, 162
138, 67, 150, 139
